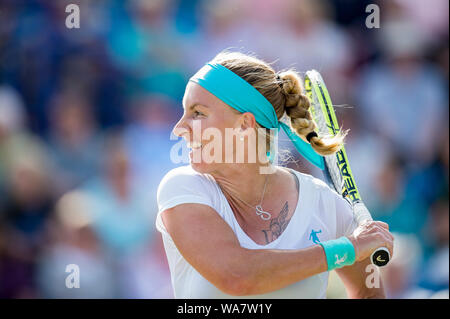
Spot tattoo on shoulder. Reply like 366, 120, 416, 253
262, 201, 291, 244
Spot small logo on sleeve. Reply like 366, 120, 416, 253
309, 229, 322, 244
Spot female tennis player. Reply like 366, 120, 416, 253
156, 51, 394, 298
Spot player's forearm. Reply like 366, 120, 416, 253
225, 244, 328, 296
347, 286, 386, 299
335, 258, 387, 299
346, 278, 386, 299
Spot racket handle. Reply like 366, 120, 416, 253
353, 203, 390, 267
371, 247, 390, 267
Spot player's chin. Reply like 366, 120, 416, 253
188, 148, 224, 174
189, 158, 215, 174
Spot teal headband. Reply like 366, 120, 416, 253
189, 63, 324, 169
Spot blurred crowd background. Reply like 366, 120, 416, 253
0, 0, 448, 299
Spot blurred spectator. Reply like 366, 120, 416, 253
419, 196, 449, 293
36, 190, 115, 298
371, 153, 430, 238
390, 0, 449, 44
380, 233, 428, 298
46, 90, 102, 195
82, 132, 152, 256
277, 0, 354, 72
0, 85, 27, 202
356, 17, 448, 167
106, 0, 187, 101
342, 106, 394, 208
78, 131, 171, 297
123, 94, 181, 201
0, 136, 54, 298
186, 0, 255, 71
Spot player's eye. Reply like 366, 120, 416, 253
193, 110, 205, 117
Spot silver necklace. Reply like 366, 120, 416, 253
233, 175, 272, 221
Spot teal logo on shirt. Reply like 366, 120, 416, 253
309, 229, 322, 244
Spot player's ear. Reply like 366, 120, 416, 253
238, 112, 256, 134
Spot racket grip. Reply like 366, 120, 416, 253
353, 202, 390, 267
371, 247, 390, 267
353, 202, 373, 224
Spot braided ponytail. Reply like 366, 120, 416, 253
279, 71, 345, 156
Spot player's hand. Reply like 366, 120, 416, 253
347, 221, 394, 262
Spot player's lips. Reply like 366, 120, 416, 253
187, 141, 203, 150
188, 141, 203, 163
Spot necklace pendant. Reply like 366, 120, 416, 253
255, 205, 272, 221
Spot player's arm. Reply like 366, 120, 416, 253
162, 202, 392, 296
161, 203, 328, 296
335, 257, 386, 299
335, 221, 393, 299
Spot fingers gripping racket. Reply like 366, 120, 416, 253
304, 70, 390, 267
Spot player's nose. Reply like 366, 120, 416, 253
173, 116, 192, 143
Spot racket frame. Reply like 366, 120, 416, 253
305, 70, 390, 267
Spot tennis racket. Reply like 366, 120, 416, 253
304, 70, 390, 267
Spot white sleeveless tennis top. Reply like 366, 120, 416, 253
156, 165, 357, 298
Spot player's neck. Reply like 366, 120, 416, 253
210, 163, 274, 206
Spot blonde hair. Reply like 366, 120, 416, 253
210, 51, 345, 156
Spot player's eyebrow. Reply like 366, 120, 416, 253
184, 103, 208, 111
